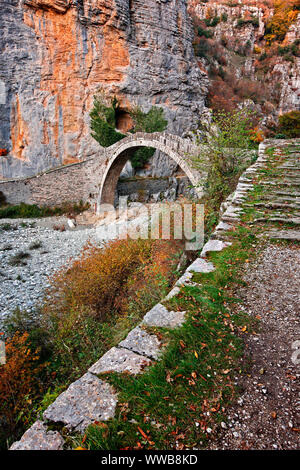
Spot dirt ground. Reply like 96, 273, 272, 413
208, 243, 300, 450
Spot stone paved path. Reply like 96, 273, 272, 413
207, 138, 300, 450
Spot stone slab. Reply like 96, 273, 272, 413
89, 347, 152, 375
164, 286, 181, 300
142, 303, 186, 328
175, 271, 194, 286
43, 373, 117, 432
201, 239, 232, 258
186, 258, 215, 274
262, 230, 300, 241
119, 326, 162, 360
10, 420, 64, 451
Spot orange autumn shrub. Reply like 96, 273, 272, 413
249, 126, 265, 143
43, 238, 155, 321
116, 238, 183, 314
0, 333, 44, 440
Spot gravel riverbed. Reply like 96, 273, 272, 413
0, 220, 99, 326
0, 208, 152, 327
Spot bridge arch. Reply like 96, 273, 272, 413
98, 132, 204, 210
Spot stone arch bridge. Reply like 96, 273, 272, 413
0, 132, 206, 212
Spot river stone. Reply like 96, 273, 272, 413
10, 420, 64, 450
43, 373, 117, 432
119, 326, 162, 360
88, 347, 152, 375
186, 258, 215, 273
142, 303, 186, 328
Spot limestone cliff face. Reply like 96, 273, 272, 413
0, 0, 208, 179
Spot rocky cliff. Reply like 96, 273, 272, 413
0, 0, 208, 179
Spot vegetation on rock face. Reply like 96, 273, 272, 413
265, 0, 300, 43
190, 0, 300, 136
90, 91, 168, 169
90, 94, 125, 148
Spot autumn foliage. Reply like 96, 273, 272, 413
265, 0, 300, 43
44, 238, 156, 320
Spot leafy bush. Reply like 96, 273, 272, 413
278, 110, 300, 138
194, 38, 210, 58
190, 108, 258, 212
204, 16, 220, 27
197, 26, 214, 39
236, 16, 259, 29
130, 106, 168, 134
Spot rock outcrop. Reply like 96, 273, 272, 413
0, 0, 208, 179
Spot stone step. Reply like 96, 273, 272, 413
259, 230, 300, 241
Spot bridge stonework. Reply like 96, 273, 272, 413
0, 132, 206, 211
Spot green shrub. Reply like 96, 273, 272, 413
90, 92, 167, 169
278, 111, 300, 138
197, 26, 214, 39
190, 108, 257, 212
194, 38, 210, 58
204, 16, 220, 27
